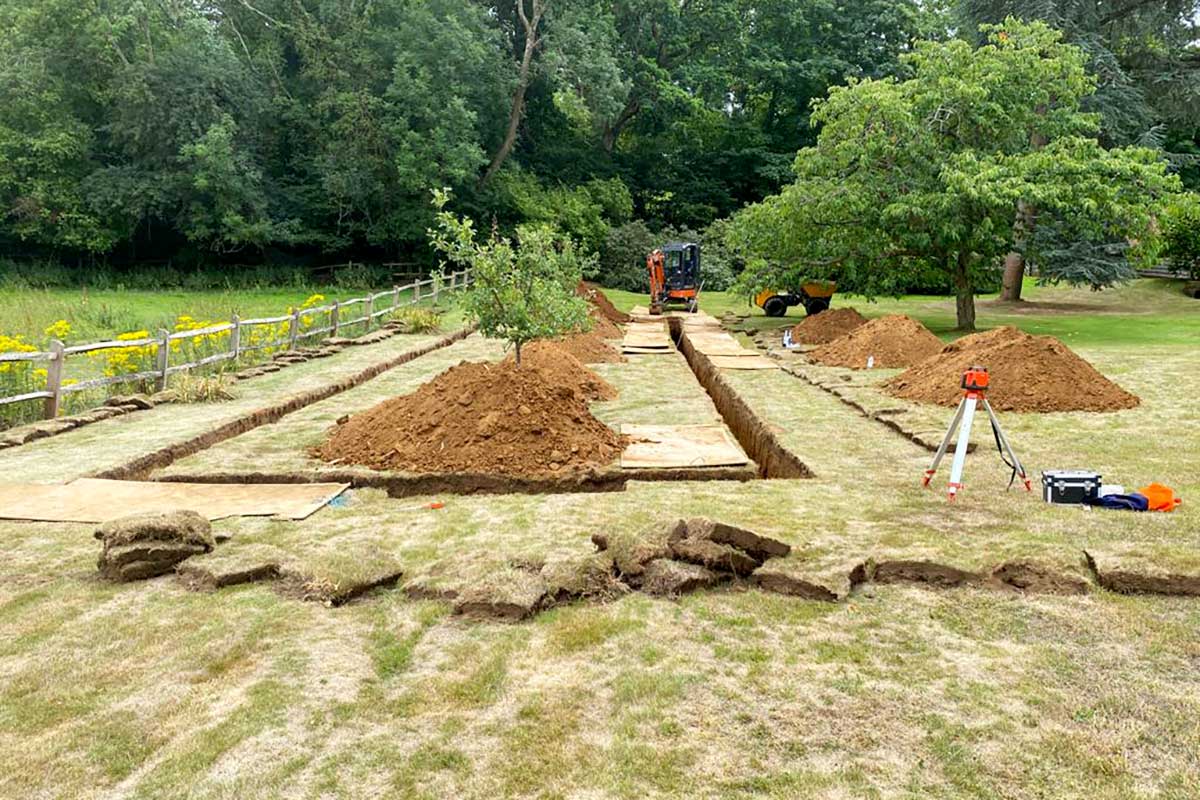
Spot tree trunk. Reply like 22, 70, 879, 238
999, 200, 1036, 302
999, 251, 1025, 302
514, 341, 522, 366
479, 0, 543, 187
954, 253, 976, 331
601, 97, 641, 153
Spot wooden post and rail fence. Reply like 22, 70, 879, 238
0, 270, 473, 422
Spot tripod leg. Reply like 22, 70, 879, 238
947, 397, 977, 500
983, 399, 1032, 491
924, 398, 967, 486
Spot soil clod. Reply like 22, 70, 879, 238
873, 560, 979, 588
95, 510, 214, 582
592, 519, 686, 580
685, 518, 791, 560
752, 569, 840, 602
989, 561, 1089, 595
640, 558, 722, 596
540, 552, 628, 604
454, 568, 548, 620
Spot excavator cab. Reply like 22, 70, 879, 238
648, 242, 700, 314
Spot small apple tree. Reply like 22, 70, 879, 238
428, 189, 592, 365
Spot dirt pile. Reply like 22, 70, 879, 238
587, 310, 623, 340
809, 314, 943, 369
883, 326, 1140, 412
541, 313, 623, 365
789, 308, 868, 345
552, 331, 622, 364
578, 281, 630, 323
508, 341, 617, 399
313, 360, 625, 476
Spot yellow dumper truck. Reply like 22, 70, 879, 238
753, 282, 836, 317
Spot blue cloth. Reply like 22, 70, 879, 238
1086, 493, 1149, 511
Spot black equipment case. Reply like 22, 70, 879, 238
1041, 470, 1102, 504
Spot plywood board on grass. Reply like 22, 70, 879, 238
622, 345, 674, 354
620, 424, 749, 468
709, 355, 779, 370
0, 478, 349, 523
622, 320, 673, 353
687, 335, 756, 357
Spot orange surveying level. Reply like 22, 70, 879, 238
922, 366, 1032, 501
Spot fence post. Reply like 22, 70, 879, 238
431, 274, 440, 306
230, 314, 241, 361
43, 339, 65, 419
288, 309, 300, 350
155, 329, 170, 392
331, 301, 340, 336
364, 294, 374, 331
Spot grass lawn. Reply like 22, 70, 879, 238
0, 278, 1197, 798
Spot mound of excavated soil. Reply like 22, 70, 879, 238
578, 281, 630, 323
588, 310, 623, 340
507, 341, 618, 398
884, 326, 1140, 412
789, 307, 868, 345
313, 360, 625, 476
809, 314, 943, 369
551, 330, 623, 364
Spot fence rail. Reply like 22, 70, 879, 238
0, 269, 472, 422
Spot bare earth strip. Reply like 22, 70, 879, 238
0, 330, 460, 483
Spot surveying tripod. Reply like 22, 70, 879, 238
923, 366, 1032, 501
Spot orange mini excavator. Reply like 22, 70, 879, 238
647, 242, 701, 314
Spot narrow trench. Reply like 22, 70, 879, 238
667, 318, 813, 479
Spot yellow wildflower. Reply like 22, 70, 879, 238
43, 319, 71, 340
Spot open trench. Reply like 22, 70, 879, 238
667, 317, 812, 479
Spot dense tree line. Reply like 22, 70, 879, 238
0, 0, 935, 270
0, 1, 1196, 285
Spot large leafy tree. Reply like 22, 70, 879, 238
730, 20, 1181, 330
957, 0, 1200, 299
